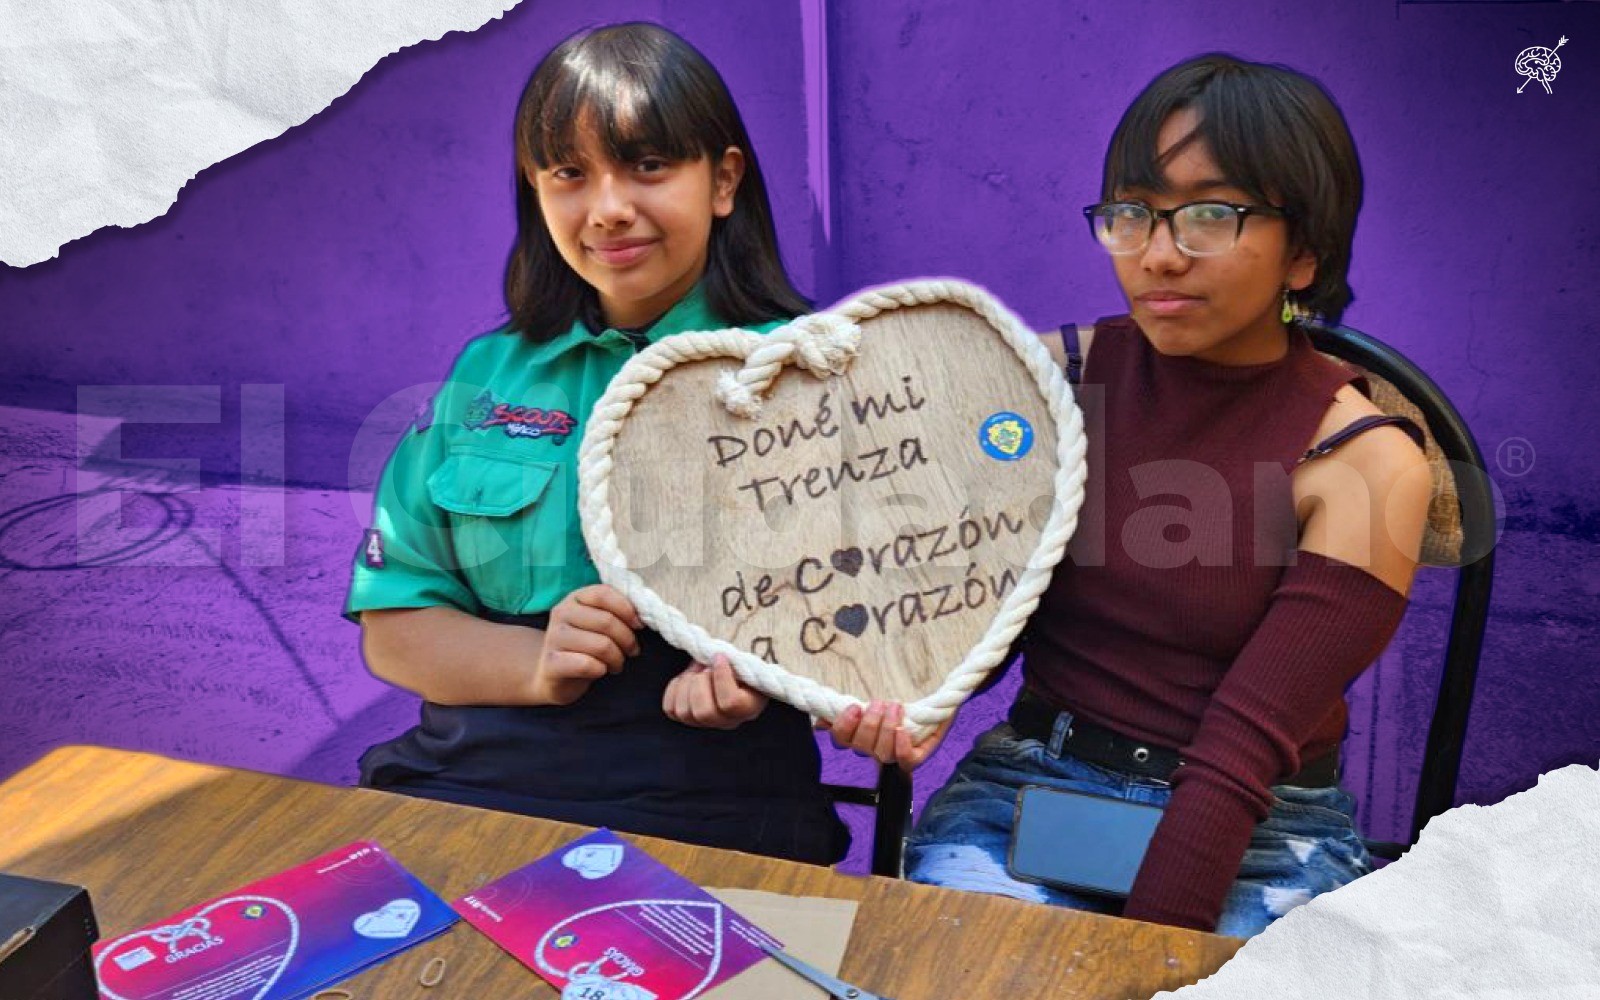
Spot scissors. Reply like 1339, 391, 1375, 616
759, 941, 895, 1000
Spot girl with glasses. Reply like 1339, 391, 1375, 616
825, 53, 1432, 936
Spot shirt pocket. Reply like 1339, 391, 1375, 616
427, 446, 564, 612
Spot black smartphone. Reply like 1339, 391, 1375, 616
1006, 784, 1165, 899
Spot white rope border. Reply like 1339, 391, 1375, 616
577, 279, 1087, 739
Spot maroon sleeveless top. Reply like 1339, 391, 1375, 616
1023, 315, 1361, 760
1019, 316, 1413, 930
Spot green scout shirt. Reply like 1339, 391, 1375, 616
346, 286, 787, 621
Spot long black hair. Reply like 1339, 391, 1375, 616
1103, 54, 1364, 323
504, 22, 809, 340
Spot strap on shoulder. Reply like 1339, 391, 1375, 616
1041, 325, 1067, 370
1298, 414, 1426, 466
1058, 324, 1084, 385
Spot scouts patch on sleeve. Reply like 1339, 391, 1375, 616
360, 528, 386, 569
410, 394, 435, 434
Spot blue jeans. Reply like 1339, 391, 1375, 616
905, 722, 1372, 938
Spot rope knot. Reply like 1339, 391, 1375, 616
713, 312, 860, 418
781, 312, 861, 377
714, 371, 763, 418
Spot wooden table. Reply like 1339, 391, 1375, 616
0, 747, 1240, 998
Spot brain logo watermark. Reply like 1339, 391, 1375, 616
1516, 35, 1568, 95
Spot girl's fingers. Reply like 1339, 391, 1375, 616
897, 715, 953, 770
895, 727, 917, 768
687, 669, 719, 725
843, 703, 872, 748
856, 701, 889, 761
675, 673, 701, 721
896, 724, 932, 770
575, 584, 644, 631
664, 663, 758, 729
826, 704, 862, 747
548, 650, 607, 683
709, 657, 761, 719
560, 603, 641, 657
873, 703, 902, 763
554, 623, 628, 671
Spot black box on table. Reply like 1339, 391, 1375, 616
0, 873, 99, 1000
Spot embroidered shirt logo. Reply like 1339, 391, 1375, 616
463, 389, 578, 443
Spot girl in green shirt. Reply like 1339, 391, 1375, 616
347, 22, 848, 864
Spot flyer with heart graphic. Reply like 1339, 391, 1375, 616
453, 829, 779, 1000
92, 841, 456, 1000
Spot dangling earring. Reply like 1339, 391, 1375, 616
1280, 288, 1299, 326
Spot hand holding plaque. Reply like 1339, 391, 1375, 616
578, 280, 1087, 738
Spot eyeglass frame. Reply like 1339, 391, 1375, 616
1081, 200, 1291, 257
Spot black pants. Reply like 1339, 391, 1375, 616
360, 615, 849, 865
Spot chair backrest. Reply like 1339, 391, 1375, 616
1306, 322, 1498, 850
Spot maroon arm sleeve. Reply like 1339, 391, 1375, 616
1120, 550, 1410, 932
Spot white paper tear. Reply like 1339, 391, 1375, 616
0, 0, 523, 268
1160, 763, 1600, 999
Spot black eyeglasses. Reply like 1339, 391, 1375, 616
1083, 200, 1289, 257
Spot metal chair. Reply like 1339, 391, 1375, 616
824, 764, 913, 876
1306, 322, 1498, 859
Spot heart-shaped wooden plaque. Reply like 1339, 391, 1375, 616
578, 280, 1086, 735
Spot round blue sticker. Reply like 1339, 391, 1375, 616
978, 412, 1034, 461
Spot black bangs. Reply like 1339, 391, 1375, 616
1100, 54, 1364, 322
503, 22, 810, 342
1105, 59, 1271, 203
1182, 78, 1278, 203
1101, 82, 1191, 199
518, 27, 729, 171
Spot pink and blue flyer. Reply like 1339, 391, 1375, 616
454, 829, 780, 1000
91, 841, 456, 1000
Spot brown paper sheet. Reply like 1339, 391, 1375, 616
702, 888, 860, 1000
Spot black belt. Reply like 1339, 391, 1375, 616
1007, 691, 1338, 787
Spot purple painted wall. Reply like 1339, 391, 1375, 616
2, 0, 1597, 859
0, 0, 817, 493
827, 2, 1599, 500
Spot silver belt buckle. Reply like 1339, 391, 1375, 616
1131, 746, 1178, 787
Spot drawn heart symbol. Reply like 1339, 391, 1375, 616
535, 899, 726, 1000
829, 547, 864, 577
833, 604, 869, 637
563, 843, 625, 880
354, 898, 421, 939
95, 895, 299, 1000
579, 280, 1085, 738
